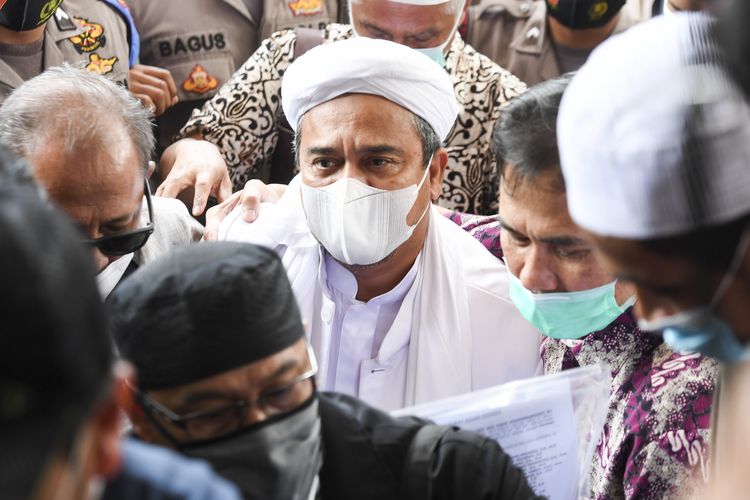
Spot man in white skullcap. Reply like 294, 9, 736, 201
557, 11, 750, 482
219, 37, 541, 412
157, 0, 527, 218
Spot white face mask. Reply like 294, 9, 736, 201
300, 165, 431, 266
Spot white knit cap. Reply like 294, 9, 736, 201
281, 37, 459, 142
557, 13, 750, 239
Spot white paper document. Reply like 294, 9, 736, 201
393, 365, 610, 500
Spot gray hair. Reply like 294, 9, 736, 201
348, 0, 465, 16
0, 64, 154, 173
293, 111, 441, 168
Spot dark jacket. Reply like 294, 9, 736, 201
318, 392, 542, 500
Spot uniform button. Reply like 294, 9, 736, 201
519, 2, 530, 13
526, 26, 541, 40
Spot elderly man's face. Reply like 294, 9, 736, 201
298, 93, 441, 222
130, 338, 314, 447
350, 0, 462, 49
29, 128, 144, 272
499, 166, 633, 301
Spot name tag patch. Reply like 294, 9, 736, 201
157, 33, 227, 58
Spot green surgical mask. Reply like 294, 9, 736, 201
506, 265, 635, 340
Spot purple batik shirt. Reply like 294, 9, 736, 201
447, 211, 719, 499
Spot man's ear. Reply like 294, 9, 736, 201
429, 149, 448, 202
118, 364, 168, 447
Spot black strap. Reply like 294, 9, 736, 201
268, 27, 324, 184
400, 425, 452, 500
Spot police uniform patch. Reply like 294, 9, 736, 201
68, 18, 107, 54
588, 1, 609, 21
85, 53, 118, 75
287, 0, 324, 17
182, 64, 219, 94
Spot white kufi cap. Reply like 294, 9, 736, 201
281, 37, 459, 142
558, 13, 750, 239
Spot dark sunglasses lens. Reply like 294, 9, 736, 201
96, 231, 151, 256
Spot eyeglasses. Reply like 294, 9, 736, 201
131, 346, 318, 444
83, 180, 154, 256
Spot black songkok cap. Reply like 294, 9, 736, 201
108, 242, 305, 391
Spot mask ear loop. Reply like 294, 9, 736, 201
408, 160, 433, 229
709, 223, 750, 309
21, 1, 31, 29
569, 0, 579, 30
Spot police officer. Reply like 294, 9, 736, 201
465, 0, 648, 85
126, 0, 347, 155
0, 0, 131, 98
0, 0, 178, 116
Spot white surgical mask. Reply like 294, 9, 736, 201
300, 165, 431, 266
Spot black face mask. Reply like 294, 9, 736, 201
0, 0, 63, 32
181, 396, 323, 500
545, 0, 626, 30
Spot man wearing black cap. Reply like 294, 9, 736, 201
0, 144, 239, 500
109, 241, 541, 500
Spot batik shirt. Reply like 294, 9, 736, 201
179, 24, 526, 215
447, 211, 719, 500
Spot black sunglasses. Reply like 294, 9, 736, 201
83, 180, 154, 256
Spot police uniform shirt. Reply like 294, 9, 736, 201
126, 0, 344, 153
0, 0, 131, 101
465, 0, 647, 86
180, 24, 526, 215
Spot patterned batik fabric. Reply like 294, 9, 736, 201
446, 211, 719, 499
447, 211, 503, 259
179, 24, 527, 215
543, 315, 718, 500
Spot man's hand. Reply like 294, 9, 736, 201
157, 138, 233, 216
203, 180, 288, 241
130, 64, 178, 116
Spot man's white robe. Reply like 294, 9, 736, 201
219, 176, 541, 411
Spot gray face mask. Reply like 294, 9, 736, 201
182, 397, 323, 500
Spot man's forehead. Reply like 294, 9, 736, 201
299, 94, 418, 137
352, 0, 455, 25
499, 171, 585, 236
